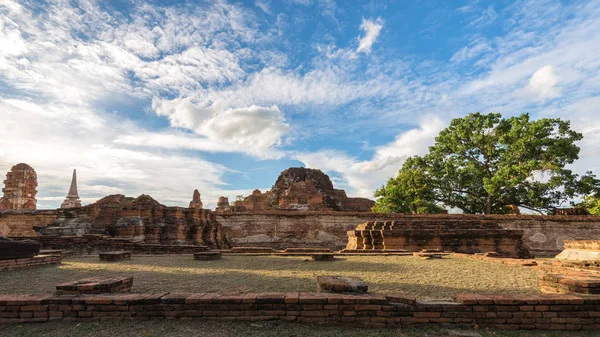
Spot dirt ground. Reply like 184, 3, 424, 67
0, 254, 540, 299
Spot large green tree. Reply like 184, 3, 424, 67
373, 112, 600, 214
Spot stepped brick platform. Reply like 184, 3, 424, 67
311, 253, 335, 261
2, 292, 600, 330
55, 276, 133, 295
540, 273, 600, 294
555, 240, 600, 262
193, 251, 222, 260
99, 251, 131, 261
0, 254, 62, 271
345, 221, 531, 258
229, 247, 276, 253
317, 276, 368, 293
39, 249, 74, 257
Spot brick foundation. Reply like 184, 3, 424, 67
1, 292, 600, 330
0, 254, 62, 271
55, 277, 133, 295
8, 235, 208, 255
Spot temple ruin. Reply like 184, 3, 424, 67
1, 163, 600, 255
0, 163, 38, 210
41, 194, 229, 248
232, 167, 374, 212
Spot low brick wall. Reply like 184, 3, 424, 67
1, 292, 600, 330
8, 236, 208, 255
0, 255, 62, 271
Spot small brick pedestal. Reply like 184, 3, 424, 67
540, 273, 600, 294
193, 251, 222, 260
317, 276, 368, 293
99, 251, 131, 261
311, 253, 335, 261
55, 276, 133, 295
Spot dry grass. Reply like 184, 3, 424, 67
0, 255, 540, 299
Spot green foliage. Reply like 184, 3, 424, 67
374, 112, 600, 214
581, 195, 600, 215
373, 161, 444, 214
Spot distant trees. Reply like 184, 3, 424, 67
373, 112, 600, 214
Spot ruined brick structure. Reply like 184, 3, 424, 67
188, 189, 203, 209
0, 163, 37, 210
344, 220, 531, 258
215, 196, 231, 213
233, 167, 374, 212
40, 194, 229, 249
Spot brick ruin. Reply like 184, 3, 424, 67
39, 194, 229, 249
1, 163, 600, 256
0, 163, 37, 210
344, 220, 532, 258
230, 167, 374, 212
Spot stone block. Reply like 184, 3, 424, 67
317, 276, 368, 294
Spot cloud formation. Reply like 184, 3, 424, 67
357, 17, 383, 54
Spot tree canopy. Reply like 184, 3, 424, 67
373, 112, 600, 214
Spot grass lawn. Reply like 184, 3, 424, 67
0, 320, 597, 337
0, 255, 540, 299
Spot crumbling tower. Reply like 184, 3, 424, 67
189, 189, 203, 209
0, 163, 38, 210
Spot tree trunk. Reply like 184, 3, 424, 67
486, 195, 492, 214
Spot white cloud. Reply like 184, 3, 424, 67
450, 38, 492, 63
356, 17, 383, 54
152, 98, 289, 158
527, 65, 559, 99
255, 0, 271, 14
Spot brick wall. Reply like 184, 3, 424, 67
217, 212, 600, 256
1, 292, 600, 330
0, 210, 57, 236
8, 235, 207, 255
0, 255, 62, 271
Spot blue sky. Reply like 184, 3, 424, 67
0, 0, 599, 209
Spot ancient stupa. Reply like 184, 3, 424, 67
189, 189, 203, 209
60, 169, 81, 209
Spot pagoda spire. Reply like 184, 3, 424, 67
61, 169, 81, 208
67, 169, 78, 198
